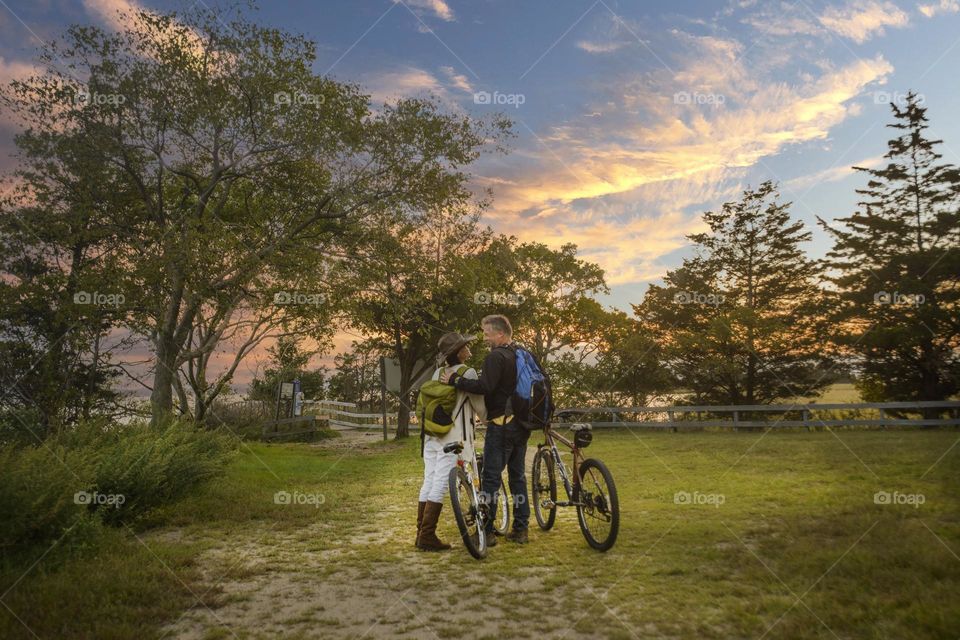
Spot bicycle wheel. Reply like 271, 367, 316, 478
493, 475, 510, 535
531, 446, 557, 531
448, 466, 487, 559
576, 458, 619, 551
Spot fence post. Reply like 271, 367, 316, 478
733, 410, 739, 430
879, 407, 886, 430
802, 409, 810, 432
668, 410, 676, 433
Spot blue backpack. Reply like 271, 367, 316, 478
502, 344, 554, 430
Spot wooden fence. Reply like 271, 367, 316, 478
304, 399, 959, 432
554, 401, 960, 430
305, 400, 415, 431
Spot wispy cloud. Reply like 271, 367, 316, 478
575, 12, 649, 56
481, 20, 894, 286
818, 0, 910, 43
82, 0, 144, 33
363, 64, 473, 105
576, 40, 628, 54
918, 0, 960, 17
786, 154, 886, 191
439, 65, 473, 93
395, 0, 455, 22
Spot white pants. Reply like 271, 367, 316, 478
419, 436, 458, 503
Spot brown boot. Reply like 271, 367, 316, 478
414, 501, 426, 547
417, 501, 451, 551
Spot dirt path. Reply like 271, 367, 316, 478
156, 432, 598, 640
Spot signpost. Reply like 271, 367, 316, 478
379, 357, 434, 440
275, 381, 295, 420
292, 378, 302, 417
379, 358, 388, 442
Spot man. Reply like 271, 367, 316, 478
440, 314, 529, 545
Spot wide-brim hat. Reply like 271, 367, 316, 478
438, 332, 475, 357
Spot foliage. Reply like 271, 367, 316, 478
820, 92, 960, 404
637, 181, 833, 404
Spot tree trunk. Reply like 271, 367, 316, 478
150, 335, 178, 427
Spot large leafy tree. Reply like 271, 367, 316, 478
549, 306, 671, 410
1, 4, 509, 426
475, 240, 608, 363
636, 181, 832, 405
0, 62, 136, 435
820, 92, 960, 404
333, 205, 496, 438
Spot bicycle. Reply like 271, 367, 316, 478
531, 422, 619, 551
478, 451, 510, 536
445, 439, 510, 559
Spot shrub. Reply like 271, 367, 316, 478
0, 417, 237, 548
90, 419, 236, 525
0, 443, 94, 549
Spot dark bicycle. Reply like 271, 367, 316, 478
531, 422, 619, 551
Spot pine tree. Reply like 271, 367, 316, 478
820, 92, 960, 404
637, 181, 832, 405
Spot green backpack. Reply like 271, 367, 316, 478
417, 365, 469, 438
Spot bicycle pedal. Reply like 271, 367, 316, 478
541, 499, 556, 509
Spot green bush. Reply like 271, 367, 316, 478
90, 419, 236, 525
0, 418, 236, 548
0, 443, 94, 549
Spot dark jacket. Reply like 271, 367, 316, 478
451, 344, 516, 420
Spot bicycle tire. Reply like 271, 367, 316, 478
493, 475, 510, 536
448, 466, 487, 559
576, 458, 619, 551
532, 446, 557, 531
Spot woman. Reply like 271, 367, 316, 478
416, 332, 486, 551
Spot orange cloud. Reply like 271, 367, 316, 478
395, 0, 455, 22
478, 25, 892, 286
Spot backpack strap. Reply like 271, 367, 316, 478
450, 365, 470, 433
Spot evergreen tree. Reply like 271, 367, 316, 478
637, 181, 832, 404
819, 92, 960, 404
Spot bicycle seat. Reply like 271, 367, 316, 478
443, 442, 464, 455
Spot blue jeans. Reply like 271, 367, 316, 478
481, 421, 531, 532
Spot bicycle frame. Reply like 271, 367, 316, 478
541, 424, 586, 507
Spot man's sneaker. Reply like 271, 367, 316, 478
485, 530, 498, 547
505, 529, 529, 544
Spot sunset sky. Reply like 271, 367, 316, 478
2, 0, 959, 388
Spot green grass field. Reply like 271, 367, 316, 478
2, 428, 959, 639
